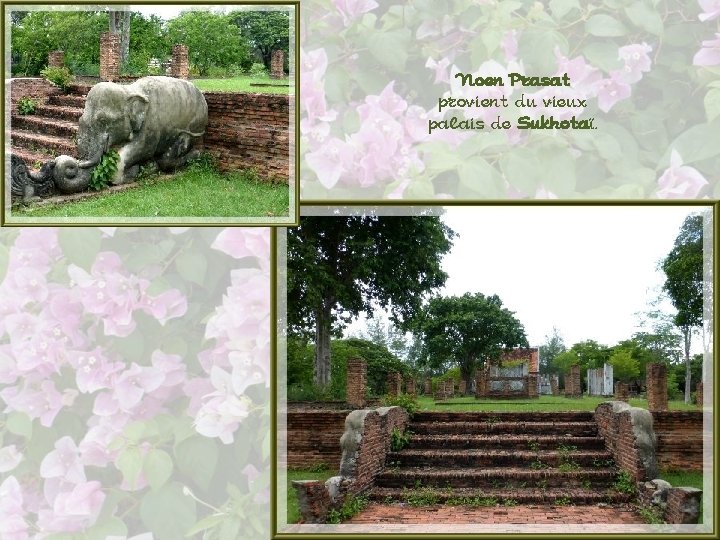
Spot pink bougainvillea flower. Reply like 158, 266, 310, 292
151, 349, 187, 387
1, 380, 65, 427
211, 228, 270, 264
501, 29, 519, 62
305, 136, 355, 189
699, 0, 720, 21
693, 33, 720, 66
596, 76, 632, 112
333, 0, 378, 26
107, 534, 154, 540
40, 436, 86, 484
616, 43, 652, 84
425, 56, 452, 84
0, 445, 24, 473
0, 476, 28, 540
138, 288, 187, 325
71, 349, 124, 394
657, 149, 708, 198
38, 480, 105, 533
300, 48, 337, 132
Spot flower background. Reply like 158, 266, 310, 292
300, 0, 720, 199
0, 227, 270, 539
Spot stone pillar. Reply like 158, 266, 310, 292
550, 375, 559, 396
406, 378, 415, 396
459, 380, 466, 395
696, 382, 703, 407
424, 378, 432, 395
386, 371, 402, 397
528, 373, 539, 398
566, 365, 581, 397
270, 49, 284, 78
346, 358, 366, 408
100, 32, 120, 82
48, 51, 64, 68
171, 44, 189, 79
614, 382, 629, 402
646, 362, 668, 411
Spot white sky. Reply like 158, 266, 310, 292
346, 205, 708, 351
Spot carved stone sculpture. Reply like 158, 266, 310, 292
10, 154, 56, 203
53, 76, 208, 191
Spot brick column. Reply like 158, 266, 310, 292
346, 358, 366, 408
424, 378, 432, 395
614, 382, 629, 402
292, 480, 331, 523
100, 32, 120, 82
550, 375, 559, 396
528, 373, 539, 398
386, 371, 401, 397
566, 365, 581, 397
171, 44, 189, 79
646, 362, 668, 411
475, 371, 487, 398
48, 51, 64, 68
406, 378, 415, 396
696, 382, 703, 407
459, 380, 466, 395
270, 49, 284, 78
665, 487, 702, 524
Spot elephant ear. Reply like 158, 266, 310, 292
126, 92, 149, 133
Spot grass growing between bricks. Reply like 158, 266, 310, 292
11, 161, 289, 219
287, 468, 335, 524
416, 395, 699, 412
191, 76, 291, 94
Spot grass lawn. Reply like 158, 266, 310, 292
11, 163, 289, 219
287, 468, 335, 524
191, 75, 291, 94
415, 395, 701, 412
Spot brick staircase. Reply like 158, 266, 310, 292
371, 411, 631, 505
11, 84, 91, 170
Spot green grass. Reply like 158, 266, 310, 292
287, 469, 335, 524
416, 395, 700, 412
11, 162, 289, 219
191, 75, 291, 93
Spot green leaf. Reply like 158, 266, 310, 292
586, 14, 628, 37
367, 28, 411, 72
549, 0, 580, 18
624, 1, 663, 35
582, 42, 623, 72
518, 28, 569, 73
704, 88, 720, 122
6, 412, 33, 438
218, 518, 242, 540
59, 228, 102, 270
145, 448, 174, 491
116, 446, 143, 490
175, 250, 207, 285
457, 157, 504, 197
174, 436, 219, 491
661, 119, 720, 166
0, 244, 9, 284
185, 513, 228, 536
500, 150, 539, 196
140, 482, 197, 540
82, 517, 128, 539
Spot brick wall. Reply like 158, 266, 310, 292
48, 51, 64, 68
550, 375, 559, 396
201, 92, 291, 182
652, 411, 703, 472
406, 378, 416, 395
614, 382, 630, 402
646, 363, 668, 411
424, 378, 431, 395
346, 358, 366, 408
171, 44, 189, 79
286, 409, 349, 470
9, 78, 62, 111
386, 371, 402, 396
566, 365, 581, 397
595, 401, 657, 481
100, 32, 120, 82
501, 348, 539, 372
271, 49, 284, 78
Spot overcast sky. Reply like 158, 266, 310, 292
345, 205, 708, 351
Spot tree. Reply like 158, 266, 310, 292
539, 327, 566, 374
229, 10, 289, 70
109, 10, 131, 67
552, 339, 611, 389
415, 292, 528, 394
167, 11, 251, 75
359, 316, 409, 362
287, 215, 455, 387
608, 349, 640, 382
661, 214, 703, 403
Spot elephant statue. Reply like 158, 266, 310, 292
54, 76, 208, 190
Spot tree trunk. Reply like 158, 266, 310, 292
683, 327, 692, 404
460, 361, 474, 396
314, 301, 332, 387
120, 11, 131, 67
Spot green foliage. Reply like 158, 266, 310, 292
502, 498, 518, 507
17, 96, 36, 115
613, 470, 637, 495
389, 427, 411, 451
229, 10, 290, 70
40, 66, 74, 90
249, 62, 269, 77
557, 462, 580, 472
326, 495, 369, 523
608, 349, 640, 382
403, 486, 441, 507
89, 149, 120, 191
382, 394, 419, 417
308, 462, 329, 473
530, 459, 547, 470
554, 496, 572, 506
167, 11, 251, 76
539, 327, 567, 374
637, 505, 665, 524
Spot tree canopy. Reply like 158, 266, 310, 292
287, 215, 455, 386
229, 10, 290, 69
415, 292, 528, 392
539, 327, 566, 374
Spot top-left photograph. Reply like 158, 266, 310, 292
3, 3, 298, 225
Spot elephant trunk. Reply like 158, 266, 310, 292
77, 133, 109, 169
53, 155, 91, 194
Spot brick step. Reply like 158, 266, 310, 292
10, 146, 56, 172
11, 115, 78, 138
369, 486, 632, 505
34, 104, 84, 122
11, 130, 76, 157
412, 411, 594, 423
386, 449, 613, 468
376, 467, 617, 489
407, 434, 606, 451
48, 94, 86, 108
409, 421, 598, 436
66, 83, 92, 96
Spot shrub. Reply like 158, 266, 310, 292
249, 62, 268, 77
89, 150, 120, 191
613, 470, 637, 495
382, 393, 419, 416
40, 66, 74, 90
326, 495, 369, 523
206, 65, 227, 78
17, 96, 37, 115
389, 427, 411, 451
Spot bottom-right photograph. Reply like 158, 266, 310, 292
278, 204, 715, 535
